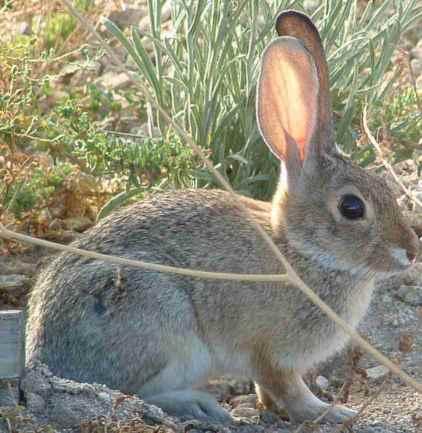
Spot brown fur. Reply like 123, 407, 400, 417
25, 10, 418, 425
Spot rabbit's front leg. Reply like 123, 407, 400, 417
255, 367, 357, 424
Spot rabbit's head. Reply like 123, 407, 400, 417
256, 11, 419, 277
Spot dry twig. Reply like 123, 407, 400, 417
0, 225, 289, 284
363, 105, 422, 211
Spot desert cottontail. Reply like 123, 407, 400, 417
26, 10, 419, 424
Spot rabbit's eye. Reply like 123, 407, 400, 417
339, 194, 365, 219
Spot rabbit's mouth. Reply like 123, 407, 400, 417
388, 247, 415, 271
369, 246, 415, 276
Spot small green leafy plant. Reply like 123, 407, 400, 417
3, 162, 73, 218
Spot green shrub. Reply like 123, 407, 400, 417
106, 0, 422, 199
43, 13, 77, 49
42, 0, 93, 50
75, 0, 93, 11
4, 162, 73, 218
1, 0, 420, 222
372, 86, 421, 160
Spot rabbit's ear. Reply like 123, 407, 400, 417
276, 10, 333, 151
256, 36, 319, 172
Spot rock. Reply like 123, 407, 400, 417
132, 122, 162, 138
315, 375, 329, 390
21, 362, 177, 430
231, 406, 260, 419
206, 377, 253, 403
228, 377, 254, 396
70, 61, 103, 87
0, 379, 19, 406
112, 93, 131, 110
206, 379, 233, 402
108, 7, 146, 29
21, 363, 52, 397
56, 63, 80, 82
396, 285, 422, 306
304, 0, 320, 12
259, 409, 284, 424
25, 392, 46, 413
410, 46, 422, 60
0, 260, 35, 276
231, 394, 257, 409
0, 274, 29, 292
139, 1, 171, 32
366, 365, 389, 381
99, 45, 128, 67
410, 58, 422, 77
95, 71, 132, 91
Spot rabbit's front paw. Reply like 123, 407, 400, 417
288, 399, 357, 424
321, 404, 358, 423
146, 390, 232, 424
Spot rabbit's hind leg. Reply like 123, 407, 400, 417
145, 390, 231, 424
139, 334, 211, 395
138, 336, 230, 423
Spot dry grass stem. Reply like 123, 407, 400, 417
0, 225, 289, 283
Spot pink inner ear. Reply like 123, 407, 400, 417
257, 38, 319, 163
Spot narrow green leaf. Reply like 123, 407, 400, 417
97, 188, 143, 221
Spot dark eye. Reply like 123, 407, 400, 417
339, 194, 365, 219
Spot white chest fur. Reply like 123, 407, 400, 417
288, 277, 375, 372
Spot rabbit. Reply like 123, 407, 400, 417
26, 10, 419, 425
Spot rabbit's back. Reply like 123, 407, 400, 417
26, 189, 275, 390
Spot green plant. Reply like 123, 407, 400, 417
43, 13, 77, 50
42, 0, 93, 50
372, 86, 421, 158
0, 0, 13, 12
75, 0, 94, 11
48, 96, 196, 188
0, 36, 36, 144
3, 161, 73, 218
106, 0, 422, 199
96, 133, 197, 219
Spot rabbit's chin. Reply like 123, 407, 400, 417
288, 238, 376, 279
